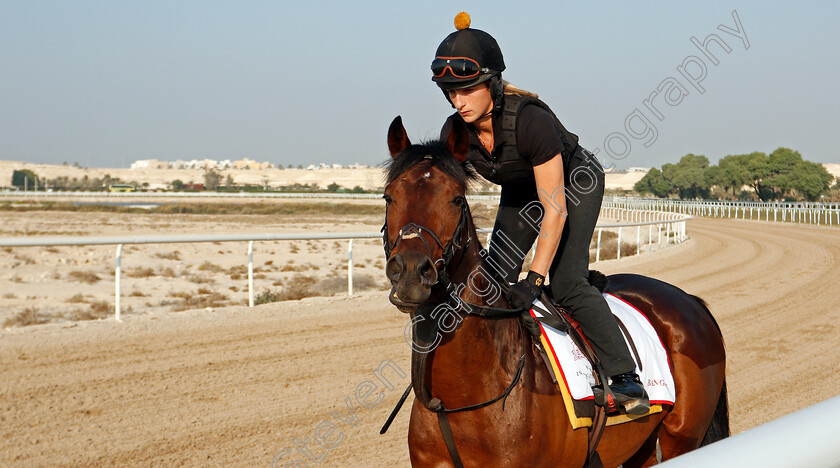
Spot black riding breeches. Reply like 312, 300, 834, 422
485, 146, 636, 377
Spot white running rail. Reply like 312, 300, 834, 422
0, 205, 689, 321
659, 394, 840, 467
606, 196, 840, 226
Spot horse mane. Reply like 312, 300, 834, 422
383, 140, 477, 188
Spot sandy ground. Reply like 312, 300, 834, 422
0, 202, 631, 327
1, 216, 839, 466
0, 209, 394, 325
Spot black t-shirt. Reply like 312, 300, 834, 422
515, 104, 566, 166
440, 103, 567, 184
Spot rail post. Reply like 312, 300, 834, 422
617, 227, 622, 260
596, 228, 602, 262
636, 225, 641, 256
658, 224, 662, 250
648, 224, 653, 253
248, 240, 254, 307
115, 244, 122, 322
348, 239, 354, 296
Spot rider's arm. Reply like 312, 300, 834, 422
530, 154, 567, 277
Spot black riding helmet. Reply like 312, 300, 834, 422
432, 12, 506, 110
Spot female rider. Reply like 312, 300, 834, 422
433, 13, 649, 412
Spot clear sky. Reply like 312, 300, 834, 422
1, 1, 838, 169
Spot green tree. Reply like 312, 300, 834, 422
712, 154, 754, 198
741, 152, 771, 200
326, 182, 340, 192
790, 160, 833, 201
12, 170, 39, 189
171, 179, 185, 191
203, 169, 222, 191
763, 147, 804, 198
670, 154, 710, 199
634, 168, 672, 197
224, 174, 236, 188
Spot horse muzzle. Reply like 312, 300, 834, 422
386, 252, 438, 312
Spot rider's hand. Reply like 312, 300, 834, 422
506, 271, 545, 310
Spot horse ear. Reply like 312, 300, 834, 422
387, 116, 411, 157
446, 117, 470, 163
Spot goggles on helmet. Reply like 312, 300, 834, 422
431, 56, 489, 79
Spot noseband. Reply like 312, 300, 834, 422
380, 190, 527, 415
381, 170, 531, 468
381, 201, 471, 274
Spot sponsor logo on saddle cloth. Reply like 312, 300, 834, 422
530, 293, 676, 429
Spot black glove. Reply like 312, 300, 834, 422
506, 271, 545, 310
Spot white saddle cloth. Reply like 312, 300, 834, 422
530, 293, 676, 404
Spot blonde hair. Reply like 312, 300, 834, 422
502, 80, 539, 99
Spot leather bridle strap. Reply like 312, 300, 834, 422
438, 412, 465, 468
426, 341, 526, 414
379, 383, 413, 435
382, 202, 471, 271
420, 323, 528, 468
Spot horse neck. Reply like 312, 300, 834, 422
415, 214, 523, 403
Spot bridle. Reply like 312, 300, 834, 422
381, 197, 471, 275
380, 174, 528, 468
380, 159, 613, 468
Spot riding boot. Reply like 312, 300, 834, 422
593, 372, 650, 415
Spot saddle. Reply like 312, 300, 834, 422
521, 269, 653, 468
521, 290, 612, 468
522, 271, 617, 406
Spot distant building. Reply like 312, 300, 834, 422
200, 159, 217, 170
130, 159, 169, 169
628, 167, 651, 173
233, 158, 273, 170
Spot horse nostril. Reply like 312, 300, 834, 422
419, 258, 438, 285
386, 255, 404, 282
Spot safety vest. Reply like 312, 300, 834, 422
459, 93, 579, 186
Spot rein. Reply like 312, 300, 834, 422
382, 200, 471, 271
380, 189, 530, 468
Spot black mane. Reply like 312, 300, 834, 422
383, 140, 477, 187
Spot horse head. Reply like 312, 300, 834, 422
382, 116, 474, 312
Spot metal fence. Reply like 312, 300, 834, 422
606, 196, 840, 226
0, 190, 508, 202
1, 203, 688, 321
5, 191, 838, 224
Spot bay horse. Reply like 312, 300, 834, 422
382, 115, 728, 467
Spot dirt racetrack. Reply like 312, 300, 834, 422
2, 217, 839, 467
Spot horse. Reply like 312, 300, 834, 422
381, 115, 728, 468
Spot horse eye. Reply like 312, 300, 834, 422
452, 196, 466, 206
382, 194, 392, 204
